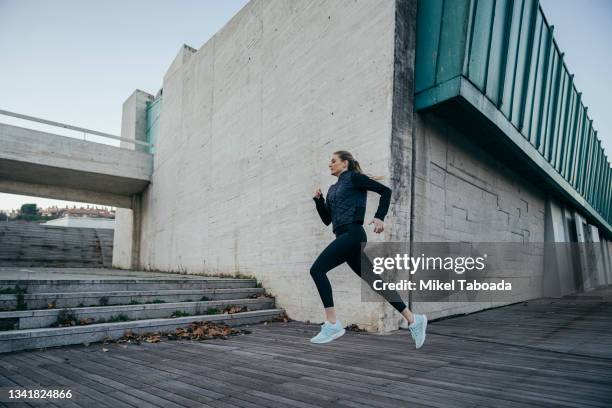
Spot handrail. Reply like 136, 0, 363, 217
0, 109, 152, 148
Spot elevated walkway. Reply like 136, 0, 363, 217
0, 111, 153, 209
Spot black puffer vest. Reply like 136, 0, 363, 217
326, 170, 367, 233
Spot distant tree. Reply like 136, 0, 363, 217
18, 204, 40, 221
0, 211, 7, 221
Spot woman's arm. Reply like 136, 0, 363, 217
313, 194, 332, 226
351, 172, 391, 221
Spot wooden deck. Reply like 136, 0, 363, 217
1, 287, 611, 407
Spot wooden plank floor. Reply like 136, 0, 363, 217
1, 287, 611, 407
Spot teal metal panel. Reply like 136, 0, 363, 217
559, 83, 575, 179
436, 0, 471, 84
519, 1, 541, 133
553, 68, 569, 171
466, 0, 495, 90
415, 0, 612, 230
511, 0, 537, 127
499, 0, 524, 119
414, 0, 443, 93
537, 26, 555, 155
485, 0, 514, 106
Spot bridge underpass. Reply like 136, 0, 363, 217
0, 108, 154, 269
0, 112, 153, 209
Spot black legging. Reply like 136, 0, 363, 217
310, 223, 407, 313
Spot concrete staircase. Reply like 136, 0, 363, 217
0, 276, 285, 353
0, 222, 113, 267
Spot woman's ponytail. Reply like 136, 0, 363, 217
332, 150, 383, 180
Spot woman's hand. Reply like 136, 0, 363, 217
313, 188, 323, 199
369, 218, 384, 234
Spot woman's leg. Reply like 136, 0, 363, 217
309, 231, 356, 323
344, 226, 415, 323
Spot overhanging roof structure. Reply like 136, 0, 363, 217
414, 0, 612, 236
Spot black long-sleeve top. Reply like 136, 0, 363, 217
313, 170, 392, 230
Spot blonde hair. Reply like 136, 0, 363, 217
332, 150, 383, 180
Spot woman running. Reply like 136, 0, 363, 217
310, 150, 427, 348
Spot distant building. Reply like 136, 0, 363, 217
40, 205, 115, 219
41, 215, 115, 229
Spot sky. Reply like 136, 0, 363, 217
0, 0, 610, 213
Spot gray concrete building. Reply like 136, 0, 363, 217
112, 0, 612, 332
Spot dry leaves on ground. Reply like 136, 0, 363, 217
78, 317, 95, 325
248, 293, 274, 299
268, 311, 291, 323
345, 324, 367, 332
223, 305, 248, 314
103, 321, 252, 346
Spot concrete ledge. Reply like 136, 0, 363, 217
0, 308, 285, 353
0, 278, 258, 293
0, 298, 275, 329
0, 287, 265, 309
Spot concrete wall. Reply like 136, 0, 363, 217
136, 0, 401, 331
410, 110, 547, 320
113, 0, 610, 331
409, 110, 612, 321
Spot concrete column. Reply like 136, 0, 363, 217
130, 193, 143, 270
112, 208, 133, 268
389, 0, 417, 331
120, 89, 153, 152
112, 90, 153, 269
604, 238, 612, 284
543, 200, 565, 297
574, 212, 594, 291
588, 224, 606, 288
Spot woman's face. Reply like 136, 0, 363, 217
329, 154, 348, 177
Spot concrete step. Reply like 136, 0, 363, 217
0, 308, 285, 353
0, 223, 113, 268
0, 287, 265, 310
0, 278, 258, 293
0, 298, 276, 329
0, 261, 107, 268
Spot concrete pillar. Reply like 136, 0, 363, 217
604, 239, 612, 284
588, 224, 606, 288
112, 207, 133, 268
543, 200, 567, 297
130, 193, 143, 270
112, 90, 153, 269
574, 212, 595, 291
120, 90, 153, 152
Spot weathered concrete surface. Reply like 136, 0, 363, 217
0, 178, 132, 208
410, 110, 547, 321
112, 207, 134, 269
134, 0, 401, 331
0, 122, 153, 207
113, 90, 153, 269
409, 109, 612, 321
112, 0, 611, 332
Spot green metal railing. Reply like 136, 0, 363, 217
415, 0, 611, 230
145, 96, 162, 155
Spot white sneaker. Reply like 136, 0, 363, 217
409, 314, 427, 349
310, 320, 346, 344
